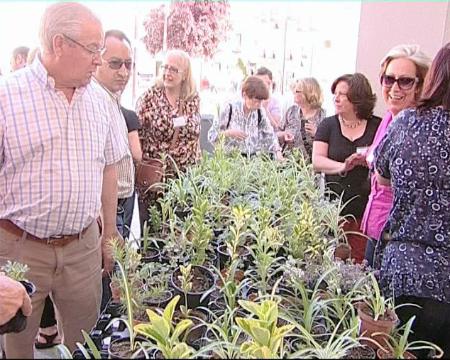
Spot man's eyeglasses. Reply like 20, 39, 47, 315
381, 74, 418, 90
62, 34, 105, 57
161, 64, 183, 74
107, 59, 133, 71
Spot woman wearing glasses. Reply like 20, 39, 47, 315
312, 73, 380, 263
136, 49, 200, 229
279, 77, 325, 160
361, 45, 430, 266
374, 43, 450, 356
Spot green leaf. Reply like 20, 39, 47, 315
163, 295, 180, 324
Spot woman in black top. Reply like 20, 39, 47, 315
313, 73, 380, 263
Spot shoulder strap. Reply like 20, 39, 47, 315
226, 104, 232, 129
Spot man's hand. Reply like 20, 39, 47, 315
100, 231, 123, 277
0, 275, 32, 325
224, 129, 247, 141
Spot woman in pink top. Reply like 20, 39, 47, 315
362, 44, 431, 266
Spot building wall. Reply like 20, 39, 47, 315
356, 2, 450, 117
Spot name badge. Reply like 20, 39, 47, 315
173, 116, 187, 128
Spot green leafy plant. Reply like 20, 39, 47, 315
362, 273, 395, 321
235, 299, 294, 358
178, 264, 193, 317
134, 295, 194, 359
373, 316, 443, 359
1, 260, 29, 281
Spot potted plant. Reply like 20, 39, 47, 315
356, 273, 398, 349
134, 295, 194, 359
374, 316, 443, 359
170, 264, 215, 309
235, 299, 295, 358
0, 261, 36, 334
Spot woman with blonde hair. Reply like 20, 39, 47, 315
361, 44, 431, 266
279, 77, 325, 160
136, 49, 200, 229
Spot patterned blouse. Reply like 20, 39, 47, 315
375, 107, 450, 303
281, 104, 325, 160
136, 85, 200, 192
208, 99, 280, 156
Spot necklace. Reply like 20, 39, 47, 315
339, 115, 362, 129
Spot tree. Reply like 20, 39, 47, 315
142, 0, 231, 59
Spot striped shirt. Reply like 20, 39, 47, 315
92, 78, 134, 199
0, 57, 128, 238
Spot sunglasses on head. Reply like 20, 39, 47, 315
107, 59, 133, 70
381, 74, 418, 90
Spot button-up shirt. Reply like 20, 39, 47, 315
208, 99, 281, 155
92, 78, 134, 199
0, 57, 128, 238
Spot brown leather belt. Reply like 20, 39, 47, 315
0, 219, 90, 247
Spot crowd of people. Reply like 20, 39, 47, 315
0, 1, 449, 358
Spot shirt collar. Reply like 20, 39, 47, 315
30, 55, 88, 96
92, 76, 120, 103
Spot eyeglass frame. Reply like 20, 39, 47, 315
160, 64, 183, 75
62, 33, 105, 57
380, 74, 419, 90
105, 58, 133, 71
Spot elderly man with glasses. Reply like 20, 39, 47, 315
0, 3, 128, 357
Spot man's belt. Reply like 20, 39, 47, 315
0, 219, 91, 247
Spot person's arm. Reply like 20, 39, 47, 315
0, 275, 32, 326
312, 141, 346, 174
128, 130, 142, 163
100, 164, 121, 275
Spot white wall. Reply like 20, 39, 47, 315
356, 2, 450, 117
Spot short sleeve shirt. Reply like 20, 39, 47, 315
315, 115, 381, 217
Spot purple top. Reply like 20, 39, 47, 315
360, 111, 394, 240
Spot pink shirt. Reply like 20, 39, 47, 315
360, 112, 394, 240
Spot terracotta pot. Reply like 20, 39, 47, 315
356, 302, 398, 349
334, 243, 352, 261
110, 281, 121, 301
377, 348, 416, 359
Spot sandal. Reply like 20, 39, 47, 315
34, 331, 60, 349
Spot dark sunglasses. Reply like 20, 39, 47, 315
381, 74, 418, 90
107, 59, 133, 70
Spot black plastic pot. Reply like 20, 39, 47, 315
106, 300, 123, 318
108, 337, 147, 359
0, 280, 36, 335
141, 247, 160, 263
143, 289, 173, 309
217, 243, 251, 269
170, 265, 215, 309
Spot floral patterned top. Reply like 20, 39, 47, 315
375, 107, 450, 303
208, 99, 281, 156
281, 104, 325, 161
136, 85, 200, 195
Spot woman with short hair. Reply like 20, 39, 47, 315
313, 73, 380, 263
361, 44, 431, 266
374, 42, 450, 356
208, 75, 282, 160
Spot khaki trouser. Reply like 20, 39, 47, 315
0, 222, 102, 359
